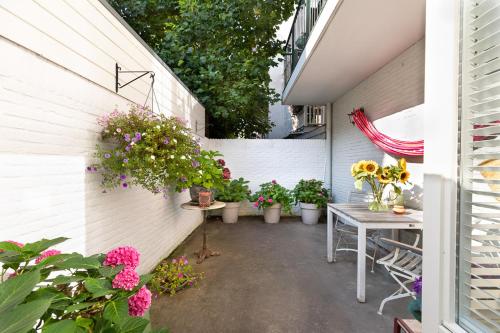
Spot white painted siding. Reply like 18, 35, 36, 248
0, 0, 204, 273
331, 39, 425, 208
208, 139, 326, 215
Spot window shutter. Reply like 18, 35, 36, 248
459, 0, 500, 332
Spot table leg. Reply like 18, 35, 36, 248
357, 226, 366, 303
327, 209, 333, 262
195, 210, 221, 264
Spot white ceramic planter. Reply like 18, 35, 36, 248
222, 202, 241, 223
300, 202, 321, 225
263, 203, 282, 224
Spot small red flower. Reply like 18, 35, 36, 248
217, 159, 225, 167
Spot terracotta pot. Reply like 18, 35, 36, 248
190, 185, 214, 203
263, 203, 282, 224
300, 202, 321, 225
222, 202, 241, 223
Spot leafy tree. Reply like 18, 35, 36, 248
109, 0, 296, 138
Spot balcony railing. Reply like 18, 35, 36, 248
284, 0, 328, 86
294, 105, 326, 130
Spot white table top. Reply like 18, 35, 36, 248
181, 201, 226, 211
328, 203, 423, 225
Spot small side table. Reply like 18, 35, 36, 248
181, 201, 225, 264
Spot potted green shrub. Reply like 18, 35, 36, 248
251, 180, 293, 224
216, 177, 251, 223
189, 151, 230, 203
292, 179, 329, 225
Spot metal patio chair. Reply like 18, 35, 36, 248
333, 190, 379, 272
376, 234, 422, 315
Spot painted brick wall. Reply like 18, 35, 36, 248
331, 39, 425, 208
208, 139, 326, 215
0, 1, 204, 273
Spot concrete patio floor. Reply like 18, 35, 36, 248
151, 216, 411, 333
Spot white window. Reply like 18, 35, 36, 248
458, 0, 500, 331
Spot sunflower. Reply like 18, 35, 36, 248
377, 173, 391, 184
399, 158, 407, 171
364, 160, 379, 175
399, 170, 410, 184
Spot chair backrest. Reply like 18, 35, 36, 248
348, 190, 373, 204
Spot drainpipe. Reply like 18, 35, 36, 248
325, 103, 333, 197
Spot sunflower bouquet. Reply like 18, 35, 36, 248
351, 158, 410, 211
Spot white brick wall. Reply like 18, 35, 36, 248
331, 39, 425, 208
0, 1, 204, 273
208, 139, 326, 215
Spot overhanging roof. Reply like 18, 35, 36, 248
282, 0, 426, 105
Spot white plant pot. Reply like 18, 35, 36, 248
300, 202, 321, 225
263, 203, 282, 224
222, 202, 241, 224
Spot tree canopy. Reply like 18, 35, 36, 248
110, 0, 296, 138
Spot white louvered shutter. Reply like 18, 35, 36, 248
458, 0, 500, 332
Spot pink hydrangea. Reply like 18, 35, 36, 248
104, 246, 140, 269
128, 286, 152, 317
267, 198, 273, 203
258, 196, 264, 202
35, 249, 61, 263
112, 267, 140, 290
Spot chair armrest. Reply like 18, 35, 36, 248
379, 238, 422, 255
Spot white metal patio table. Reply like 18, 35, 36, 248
327, 203, 423, 303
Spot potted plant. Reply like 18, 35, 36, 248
215, 177, 251, 223
351, 158, 410, 211
189, 151, 230, 203
292, 179, 329, 225
251, 180, 293, 224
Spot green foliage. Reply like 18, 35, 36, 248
215, 177, 251, 202
0, 238, 160, 333
292, 179, 329, 208
190, 150, 227, 190
149, 256, 203, 296
109, 0, 296, 138
90, 105, 201, 193
251, 181, 293, 213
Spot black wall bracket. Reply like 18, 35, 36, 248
115, 63, 155, 93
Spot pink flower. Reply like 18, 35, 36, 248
178, 272, 184, 279
222, 167, 231, 180
112, 267, 140, 290
253, 202, 259, 208
35, 249, 61, 264
258, 196, 264, 202
271, 180, 277, 184
104, 246, 140, 269
172, 258, 177, 264
217, 159, 225, 166
128, 286, 152, 317
267, 198, 273, 203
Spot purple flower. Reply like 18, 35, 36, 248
125, 145, 131, 152
124, 133, 131, 142
191, 160, 200, 168
163, 137, 170, 145
135, 132, 142, 141
104, 153, 111, 159
413, 276, 422, 296
122, 183, 128, 188
93, 167, 97, 172
180, 176, 187, 183
120, 174, 127, 180
86, 166, 92, 172
123, 158, 129, 164
194, 148, 200, 155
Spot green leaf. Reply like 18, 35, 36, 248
84, 278, 115, 298
0, 299, 51, 333
22, 237, 68, 254
55, 254, 101, 270
66, 302, 97, 313
98, 264, 124, 278
53, 275, 86, 285
0, 242, 23, 253
75, 317, 93, 330
0, 270, 40, 313
103, 299, 128, 324
42, 319, 77, 333
354, 179, 363, 191
136, 274, 153, 290
119, 317, 149, 333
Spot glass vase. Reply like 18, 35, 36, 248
368, 196, 388, 212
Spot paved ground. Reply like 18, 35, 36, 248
151, 216, 410, 333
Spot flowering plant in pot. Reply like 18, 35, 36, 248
89, 105, 200, 197
292, 179, 330, 225
351, 158, 410, 211
189, 151, 230, 204
251, 180, 293, 223
149, 256, 203, 296
0, 238, 167, 333
215, 177, 251, 223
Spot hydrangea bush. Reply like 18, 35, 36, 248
215, 177, 251, 202
89, 105, 201, 193
149, 256, 203, 296
292, 179, 330, 208
251, 180, 293, 213
0, 238, 166, 333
